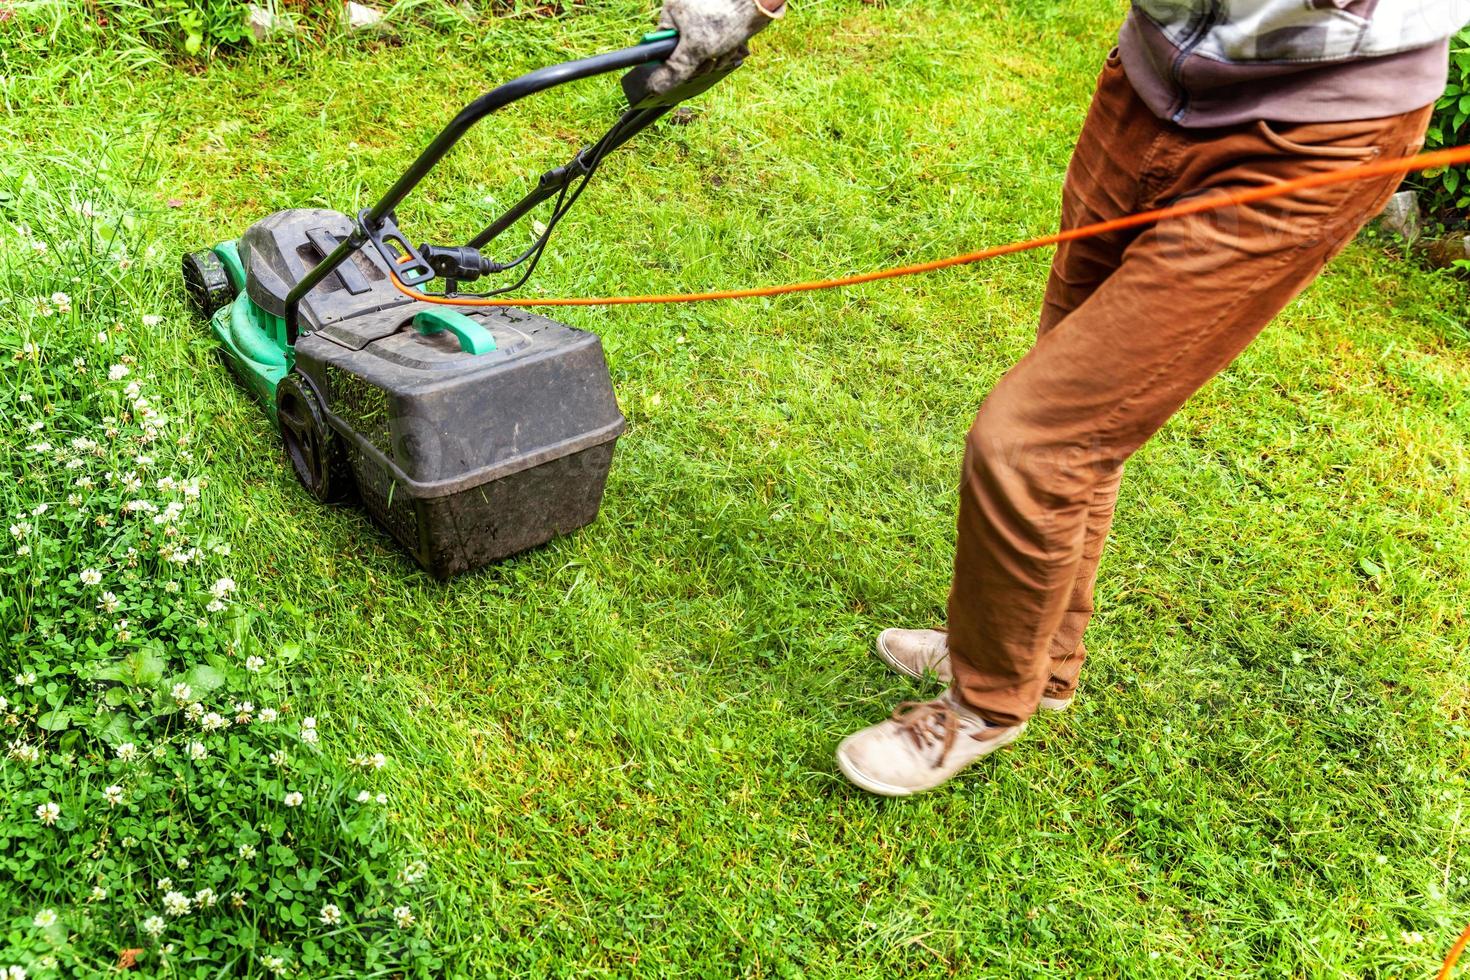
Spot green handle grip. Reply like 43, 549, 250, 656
412, 309, 496, 354
641, 28, 678, 45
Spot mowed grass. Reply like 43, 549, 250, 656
4, 0, 1469, 974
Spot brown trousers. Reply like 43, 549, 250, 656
946, 53, 1432, 727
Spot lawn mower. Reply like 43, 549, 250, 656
183, 31, 739, 578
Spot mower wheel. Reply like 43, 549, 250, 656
182, 249, 236, 320
276, 373, 353, 504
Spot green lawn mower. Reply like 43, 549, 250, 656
182, 32, 739, 579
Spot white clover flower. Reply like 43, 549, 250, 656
200, 712, 228, 732
15, 545, 30, 557
375, 793, 388, 804
115, 621, 131, 642
164, 581, 180, 594
261, 955, 286, 976
162, 891, 190, 917
78, 568, 102, 586
186, 741, 207, 762
142, 915, 165, 938
6, 965, 27, 980
301, 716, 316, 729
66, 495, 81, 508
205, 599, 226, 613
108, 364, 129, 381
98, 592, 119, 614
300, 728, 319, 745
186, 702, 204, 722
102, 785, 124, 807
15, 671, 36, 687
210, 577, 235, 599
6, 741, 36, 764
283, 791, 304, 808
1402, 931, 1425, 946
171, 682, 192, 702
142, 314, 162, 327
50, 292, 71, 314
399, 860, 428, 885
245, 655, 265, 673
393, 905, 415, 929
238, 843, 257, 860
116, 742, 139, 762
230, 891, 245, 910
73, 356, 86, 369
356, 790, 372, 803
258, 707, 278, 724
233, 701, 254, 725
90, 885, 107, 902
33, 908, 58, 928
30, 503, 47, 517
35, 801, 60, 826
269, 749, 289, 767
0, 696, 9, 711
157, 878, 172, 891
319, 903, 342, 925
9, 523, 30, 539
193, 888, 216, 909
176, 856, 189, 870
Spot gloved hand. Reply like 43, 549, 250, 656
647, 0, 785, 95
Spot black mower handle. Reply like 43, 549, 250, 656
365, 37, 678, 227
285, 35, 680, 339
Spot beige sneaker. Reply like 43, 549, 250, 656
835, 690, 1026, 797
874, 629, 1076, 712
874, 628, 952, 682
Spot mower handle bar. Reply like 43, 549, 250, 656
284, 36, 679, 339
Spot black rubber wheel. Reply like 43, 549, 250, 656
276, 373, 353, 504
182, 249, 236, 320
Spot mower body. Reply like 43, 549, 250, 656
200, 208, 625, 578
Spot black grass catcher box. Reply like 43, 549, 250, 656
295, 305, 625, 579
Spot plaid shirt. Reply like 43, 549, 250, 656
1132, 0, 1470, 64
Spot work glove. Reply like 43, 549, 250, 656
647, 0, 786, 95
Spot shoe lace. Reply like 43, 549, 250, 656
890, 699, 981, 767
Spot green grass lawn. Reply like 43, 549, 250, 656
3, 0, 1469, 974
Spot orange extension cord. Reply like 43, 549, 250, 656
1443, 921, 1470, 980
387, 143, 1470, 308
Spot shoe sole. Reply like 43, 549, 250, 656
873, 634, 1075, 712
835, 723, 1026, 798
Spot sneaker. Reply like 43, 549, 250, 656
874, 629, 1076, 712
835, 689, 1026, 797
873, 628, 952, 682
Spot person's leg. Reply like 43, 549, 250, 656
870, 54, 1143, 696
944, 94, 1431, 729
1028, 56, 1144, 697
